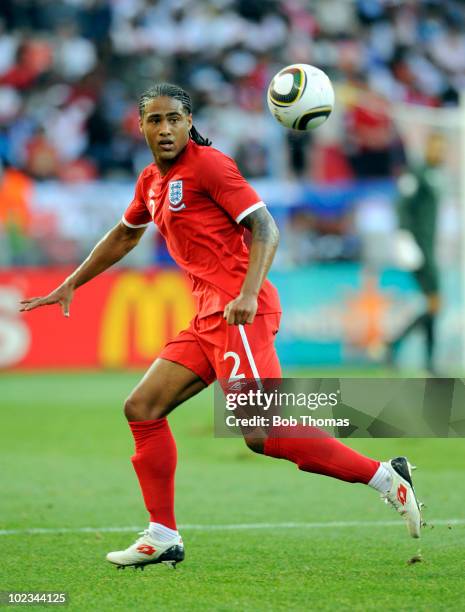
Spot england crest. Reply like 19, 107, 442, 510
168, 180, 186, 211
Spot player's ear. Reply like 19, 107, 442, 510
138, 116, 144, 134
187, 113, 192, 130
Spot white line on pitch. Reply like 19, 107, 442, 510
0, 519, 463, 536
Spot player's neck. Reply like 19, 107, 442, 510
155, 158, 176, 176
154, 140, 190, 176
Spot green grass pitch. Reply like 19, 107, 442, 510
1, 371, 465, 611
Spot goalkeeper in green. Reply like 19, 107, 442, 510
390, 131, 446, 373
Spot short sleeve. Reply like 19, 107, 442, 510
122, 171, 152, 228
200, 149, 265, 223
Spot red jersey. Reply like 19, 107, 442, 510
122, 139, 281, 318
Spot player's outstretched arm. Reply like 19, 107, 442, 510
224, 207, 279, 325
20, 222, 146, 317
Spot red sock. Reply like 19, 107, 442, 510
264, 426, 379, 484
129, 418, 177, 529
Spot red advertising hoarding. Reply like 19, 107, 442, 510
0, 268, 196, 369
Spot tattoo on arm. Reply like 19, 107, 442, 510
240, 207, 279, 244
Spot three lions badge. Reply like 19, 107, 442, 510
168, 180, 186, 212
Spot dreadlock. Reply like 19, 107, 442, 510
138, 83, 212, 147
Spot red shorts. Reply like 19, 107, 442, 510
159, 312, 281, 385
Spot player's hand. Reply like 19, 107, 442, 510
224, 293, 258, 325
19, 282, 75, 317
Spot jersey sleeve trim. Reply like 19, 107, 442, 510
235, 201, 266, 224
121, 215, 152, 229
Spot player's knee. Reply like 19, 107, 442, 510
427, 293, 440, 314
124, 395, 145, 421
124, 393, 166, 422
244, 435, 265, 455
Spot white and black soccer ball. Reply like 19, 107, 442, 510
267, 63, 335, 131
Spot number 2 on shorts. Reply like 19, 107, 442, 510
223, 351, 245, 381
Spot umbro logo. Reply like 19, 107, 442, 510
168, 180, 186, 212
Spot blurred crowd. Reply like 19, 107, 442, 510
0, 0, 464, 182
0, 0, 462, 267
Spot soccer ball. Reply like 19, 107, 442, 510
267, 64, 334, 131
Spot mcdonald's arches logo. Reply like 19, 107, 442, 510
99, 271, 195, 367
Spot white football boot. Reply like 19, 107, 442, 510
382, 457, 422, 538
106, 530, 184, 570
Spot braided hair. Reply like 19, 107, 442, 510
138, 83, 212, 147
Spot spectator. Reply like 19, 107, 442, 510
25, 126, 59, 179
344, 75, 398, 178
0, 158, 33, 264
0, 0, 464, 180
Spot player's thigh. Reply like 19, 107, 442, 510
125, 327, 214, 421
216, 314, 281, 453
415, 262, 439, 298
217, 313, 282, 382
125, 357, 207, 422
125, 358, 207, 421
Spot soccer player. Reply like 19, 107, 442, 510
389, 132, 445, 374
20, 83, 422, 570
